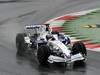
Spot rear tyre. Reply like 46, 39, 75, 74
72, 42, 87, 56
37, 45, 51, 65
16, 33, 28, 55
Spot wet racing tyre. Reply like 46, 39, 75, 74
37, 45, 51, 65
16, 33, 28, 55
72, 42, 87, 56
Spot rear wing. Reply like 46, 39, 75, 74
25, 24, 46, 36
25, 24, 44, 29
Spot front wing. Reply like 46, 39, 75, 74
48, 53, 85, 63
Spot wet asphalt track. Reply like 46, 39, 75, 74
0, 0, 100, 75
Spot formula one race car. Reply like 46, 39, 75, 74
16, 24, 87, 65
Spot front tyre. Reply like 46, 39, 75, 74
72, 42, 87, 57
37, 45, 51, 65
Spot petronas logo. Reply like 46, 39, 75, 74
82, 24, 100, 28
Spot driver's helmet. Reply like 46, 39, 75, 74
58, 34, 66, 44
59, 34, 65, 40
60, 35, 65, 39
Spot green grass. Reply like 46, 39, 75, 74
62, 9, 100, 44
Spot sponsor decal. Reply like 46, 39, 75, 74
64, 53, 71, 59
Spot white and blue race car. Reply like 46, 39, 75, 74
16, 24, 87, 65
